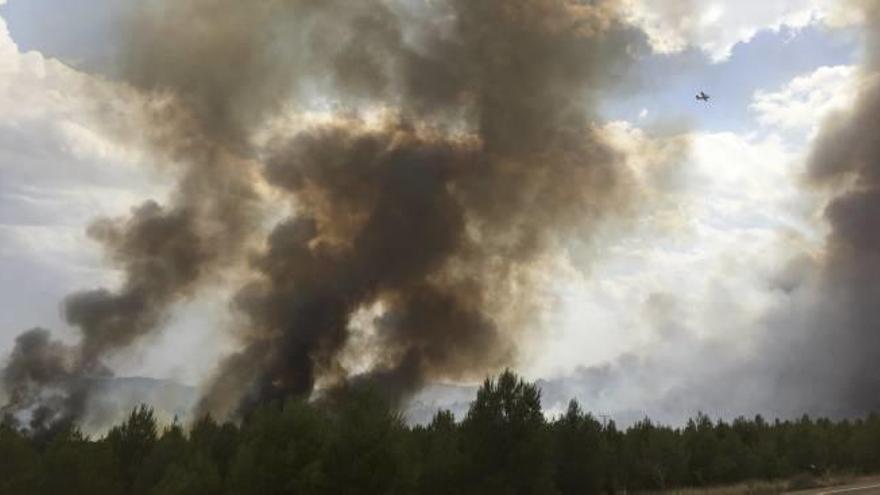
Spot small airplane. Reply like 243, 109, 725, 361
696, 91, 710, 102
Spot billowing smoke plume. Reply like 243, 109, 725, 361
788, 0, 880, 412
2, 0, 653, 425
195, 0, 646, 417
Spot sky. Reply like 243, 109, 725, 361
0, 0, 874, 426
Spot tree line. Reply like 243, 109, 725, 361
2, 370, 879, 495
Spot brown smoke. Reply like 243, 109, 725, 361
3, 0, 654, 425
198, 0, 646, 417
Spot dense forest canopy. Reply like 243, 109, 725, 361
2, 371, 879, 495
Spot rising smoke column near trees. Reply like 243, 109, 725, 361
1, 0, 659, 425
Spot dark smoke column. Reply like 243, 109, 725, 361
2, 0, 653, 426
197, 0, 647, 418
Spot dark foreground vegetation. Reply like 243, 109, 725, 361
2, 371, 880, 495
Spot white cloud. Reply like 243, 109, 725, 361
506, 66, 879, 421
525, 123, 824, 400
751, 65, 860, 134
625, 0, 860, 62
520, 125, 831, 424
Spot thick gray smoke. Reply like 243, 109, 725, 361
2, 0, 654, 425
788, 0, 880, 413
